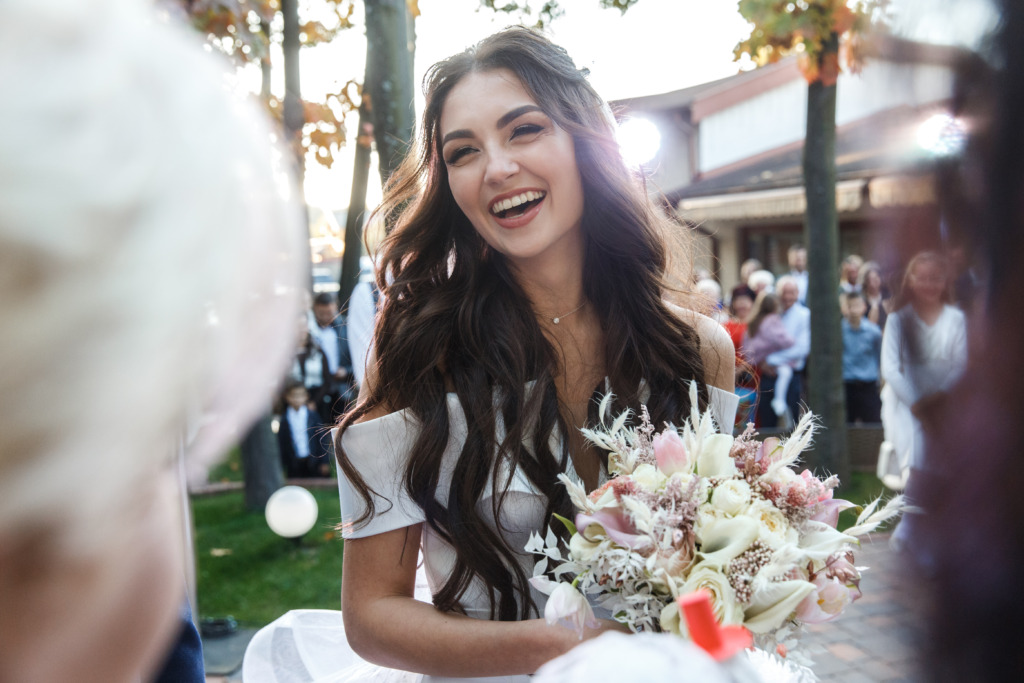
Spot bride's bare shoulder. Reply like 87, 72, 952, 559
353, 346, 394, 423
665, 301, 735, 393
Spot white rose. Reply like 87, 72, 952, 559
631, 463, 666, 492
695, 434, 737, 478
711, 479, 751, 516
745, 499, 798, 549
774, 466, 800, 485
694, 506, 725, 542
681, 563, 745, 625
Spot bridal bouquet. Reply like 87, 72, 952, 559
527, 384, 903, 656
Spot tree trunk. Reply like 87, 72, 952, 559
803, 36, 849, 482
240, 413, 284, 511
281, 0, 313, 289
259, 19, 272, 102
282, 0, 303, 172
364, 0, 415, 185
340, 94, 373, 307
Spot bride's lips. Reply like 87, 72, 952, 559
488, 189, 546, 229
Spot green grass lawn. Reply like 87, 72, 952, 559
192, 487, 344, 627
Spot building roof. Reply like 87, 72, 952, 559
670, 104, 943, 203
611, 35, 969, 123
612, 59, 798, 120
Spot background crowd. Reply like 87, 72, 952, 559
283, 236, 973, 506
700, 245, 972, 472
273, 260, 378, 480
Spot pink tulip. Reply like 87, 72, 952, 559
542, 582, 600, 639
576, 508, 650, 550
795, 576, 859, 624
653, 430, 688, 475
758, 437, 781, 462
823, 553, 861, 586
811, 498, 856, 528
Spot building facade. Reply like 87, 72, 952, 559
613, 38, 965, 296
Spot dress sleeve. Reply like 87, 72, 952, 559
708, 386, 739, 433
880, 313, 918, 406
337, 411, 427, 539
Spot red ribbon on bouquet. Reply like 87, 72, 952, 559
677, 590, 753, 662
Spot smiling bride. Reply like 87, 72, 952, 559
245, 26, 736, 683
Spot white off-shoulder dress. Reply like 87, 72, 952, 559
243, 386, 739, 683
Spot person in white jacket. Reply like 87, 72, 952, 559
881, 252, 967, 546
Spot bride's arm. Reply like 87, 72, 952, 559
343, 349, 619, 676
341, 523, 613, 676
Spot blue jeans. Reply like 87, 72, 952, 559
153, 602, 205, 683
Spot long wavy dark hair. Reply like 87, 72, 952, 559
336, 27, 708, 622
892, 251, 952, 366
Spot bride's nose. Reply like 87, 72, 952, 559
484, 150, 519, 186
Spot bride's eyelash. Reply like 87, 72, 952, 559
443, 122, 543, 163
445, 147, 473, 165
511, 123, 543, 138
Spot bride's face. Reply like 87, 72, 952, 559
439, 69, 585, 268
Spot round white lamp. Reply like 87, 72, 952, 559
917, 112, 966, 158
265, 485, 319, 539
617, 117, 662, 167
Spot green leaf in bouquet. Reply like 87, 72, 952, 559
552, 512, 578, 536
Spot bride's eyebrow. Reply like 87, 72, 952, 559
441, 105, 544, 146
495, 104, 543, 129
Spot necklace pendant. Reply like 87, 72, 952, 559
553, 317, 560, 324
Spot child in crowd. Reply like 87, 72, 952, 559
741, 292, 795, 420
842, 291, 883, 423
277, 380, 330, 479
770, 356, 795, 419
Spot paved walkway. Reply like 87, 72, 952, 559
801, 533, 926, 682
205, 533, 926, 682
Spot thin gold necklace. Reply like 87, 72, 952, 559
551, 301, 587, 325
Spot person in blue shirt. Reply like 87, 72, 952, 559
841, 291, 883, 423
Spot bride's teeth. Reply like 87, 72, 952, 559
491, 191, 546, 215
